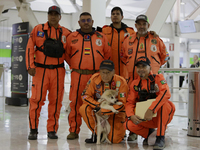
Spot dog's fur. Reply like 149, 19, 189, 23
95, 89, 123, 144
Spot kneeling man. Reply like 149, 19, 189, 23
124, 56, 175, 150
79, 60, 128, 143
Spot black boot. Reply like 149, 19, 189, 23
153, 136, 165, 150
48, 131, 58, 139
143, 128, 155, 145
85, 133, 97, 143
28, 129, 38, 140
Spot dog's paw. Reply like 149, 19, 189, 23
113, 110, 119, 114
106, 140, 112, 144
116, 102, 123, 105
96, 141, 100, 145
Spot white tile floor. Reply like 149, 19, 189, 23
0, 72, 200, 150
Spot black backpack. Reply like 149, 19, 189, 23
37, 24, 65, 58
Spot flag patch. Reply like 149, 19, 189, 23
84, 48, 90, 55
120, 92, 126, 98
160, 80, 166, 85
37, 31, 44, 37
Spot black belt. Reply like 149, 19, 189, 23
72, 69, 99, 75
34, 62, 64, 69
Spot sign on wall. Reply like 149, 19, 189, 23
11, 34, 28, 92
6, 22, 29, 106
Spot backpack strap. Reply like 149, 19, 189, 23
59, 27, 62, 41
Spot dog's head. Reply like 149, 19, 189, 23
99, 90, 118, 105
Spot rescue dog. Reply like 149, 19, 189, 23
95, 89, 123, 144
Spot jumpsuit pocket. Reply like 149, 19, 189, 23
70, 50, 79, 58
151, 56, 160, 64
31, 84, 37, 100
96, 50, 104, 59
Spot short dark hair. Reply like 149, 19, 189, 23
111, 7, 123, 16
80, 12, 92, 18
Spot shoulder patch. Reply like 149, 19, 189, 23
37, 31, 44, 37
160, 80, 166, 85
151, 39, 157, 44
120, 92, 126, 98
134, 85, 139, 91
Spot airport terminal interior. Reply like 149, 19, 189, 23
1, 0, 200, 149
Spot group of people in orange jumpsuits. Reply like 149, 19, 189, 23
26, 5, 174, 150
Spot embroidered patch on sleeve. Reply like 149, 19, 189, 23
120, 92, 126, 98
160, 80, 166, 85
37, 31, 44, 37
82, 95, 87, 99
134, 85, 139, 91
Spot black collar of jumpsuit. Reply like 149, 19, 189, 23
76, 27, 96, 36
110, 22, 128, 33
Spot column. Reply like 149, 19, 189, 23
82, 0, 106, 27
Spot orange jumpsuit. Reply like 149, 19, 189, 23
26, 22, 71, 132
124, 72, 175, 138
121, 32, 169, 86
65, 29, 111, 134
79, 73, 128, 143
102, 23, 135, 76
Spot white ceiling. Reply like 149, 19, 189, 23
1, 0, 200, 22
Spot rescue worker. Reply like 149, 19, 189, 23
26, 6, 71, 140
66, 12, 112, 140
101, 6, 135, 76
121, 14, 169, 86
124, 56, 175, 150
79, 60, 128, 143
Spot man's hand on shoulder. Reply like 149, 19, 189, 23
28, 68, 36, 76
150, 31, 159, 38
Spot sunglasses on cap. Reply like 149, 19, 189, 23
80, 18, 92, 23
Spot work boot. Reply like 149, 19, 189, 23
143, 128, 156, 145
67, 132, 79, 140
48, 131, 58, 139
85, 133, 97, 143
127, 132, 137, 141
28, 129, 38, 140
153, 136, 165, 150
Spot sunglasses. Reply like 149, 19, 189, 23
80, 18, 92, 23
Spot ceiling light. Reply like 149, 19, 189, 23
6, 45, 10, 48
191, 49, 200, 53
181, 2, 185, 5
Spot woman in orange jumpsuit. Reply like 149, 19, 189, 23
124, 56, 175, 150
79, 60, 128, 143
26, 6, 71, 140
66, 12, 111, 139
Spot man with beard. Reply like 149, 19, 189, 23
65, 12, 111, 140
124, 56, 175, 150
121, 14, 169, 86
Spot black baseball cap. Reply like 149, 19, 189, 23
135, 56, 151, 66
100, 60, 115, 71
48, 6, 61, 15
135, 14, 149, 23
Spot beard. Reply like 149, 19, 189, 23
138, 29, 148, 35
